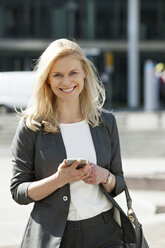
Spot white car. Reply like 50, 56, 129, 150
0, 71, 35, 113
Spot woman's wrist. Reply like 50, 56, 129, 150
103, 172, 113, 184
101, 169, 111, 184
54, 171, 67, 188
101, 170, 116, 193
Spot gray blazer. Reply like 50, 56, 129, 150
10, 112, 136, 247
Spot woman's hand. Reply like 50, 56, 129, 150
83, 163, 116, 193
83, 163, 108, 185
56, 159, 91, 187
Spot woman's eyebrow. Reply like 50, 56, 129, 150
70, 69, 79, 71
51, 68, 80, 74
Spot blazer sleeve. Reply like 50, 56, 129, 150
102, 112, 125, 197
10, 119, 37, 205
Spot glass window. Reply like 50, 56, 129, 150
140, 0, 165, 40
95, 0, 127, 40
140, 0, 157, 40
3, 4, 22, 38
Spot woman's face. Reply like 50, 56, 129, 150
48, 55, 86, 105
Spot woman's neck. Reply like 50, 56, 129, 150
57, 101, 84, 124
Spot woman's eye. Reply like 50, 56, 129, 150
53, 73, 61, 77
70, 71, 77, 75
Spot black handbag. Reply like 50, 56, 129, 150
123, 185, 150, 248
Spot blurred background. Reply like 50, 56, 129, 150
0, 0, 165, 110
0, 0, 165, 248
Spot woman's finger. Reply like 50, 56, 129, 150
83, 177, 93, 184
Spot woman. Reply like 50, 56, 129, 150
10, 39, 135, 248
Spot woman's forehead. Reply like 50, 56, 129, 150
50, 56, 84, 72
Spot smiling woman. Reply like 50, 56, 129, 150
10, 39, 136, 248
21, 38, 105, 133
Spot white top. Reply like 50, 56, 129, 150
60, 120, 113, 220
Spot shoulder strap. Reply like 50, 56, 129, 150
124, 184, 133, 211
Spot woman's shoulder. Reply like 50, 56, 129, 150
100, 109, 116, 124
11, 117, 40, 152
14, 117, 39, 140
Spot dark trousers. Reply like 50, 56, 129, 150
60, 208, 123, 248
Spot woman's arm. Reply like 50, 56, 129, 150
108, 114, 125, 196
27, 166, 63, 202
11, 119, 37, 204
27, 160, 91, 201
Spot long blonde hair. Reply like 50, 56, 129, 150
22, 38, 105, 133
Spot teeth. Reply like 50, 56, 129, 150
62, 87, 74, 93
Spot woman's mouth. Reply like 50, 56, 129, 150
60, 86, 76, 93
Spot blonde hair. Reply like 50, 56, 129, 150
22, 38, 105, 133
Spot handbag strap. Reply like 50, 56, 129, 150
124, 184, 133, 211
124, 183, 142, 227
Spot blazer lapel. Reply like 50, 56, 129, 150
55, 132, 67, 163
89, 125, 103, 167
89, 123, 111, 169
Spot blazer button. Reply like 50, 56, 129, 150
63, 196, 68, 201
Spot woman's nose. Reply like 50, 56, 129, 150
63, 76, 72, 86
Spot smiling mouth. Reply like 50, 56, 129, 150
60, 86, 76, 93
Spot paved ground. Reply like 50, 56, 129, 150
1, 147, 165, 248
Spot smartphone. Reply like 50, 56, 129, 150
66, 158, 87, 169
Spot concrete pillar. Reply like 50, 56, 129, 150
144, 60, 159, 111
127, 0, 140, 108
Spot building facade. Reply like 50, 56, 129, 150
0, 0, 165, 108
